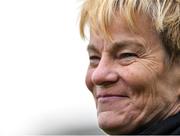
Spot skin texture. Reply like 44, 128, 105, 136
85, 13, 180, 134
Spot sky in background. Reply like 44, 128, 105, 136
0, 0, 103, 135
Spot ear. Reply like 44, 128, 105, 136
172, 59, 180, 99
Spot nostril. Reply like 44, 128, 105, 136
98, 80, 118, 88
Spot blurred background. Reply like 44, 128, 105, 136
0, 0, 104, 135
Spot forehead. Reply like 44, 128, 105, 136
89, 13, 161, 51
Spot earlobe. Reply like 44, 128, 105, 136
178, 88, 180, 100
164, 61, 180, 99
173, 63, 180, 99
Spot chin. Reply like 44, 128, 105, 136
97, 111, 138, 135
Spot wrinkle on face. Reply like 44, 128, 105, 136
85, 12, 180, 134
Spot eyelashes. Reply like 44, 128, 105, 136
89, 56, 100, 60
89, 55, 100, 66
88, 52, 138, 67
118, 52, 138, 59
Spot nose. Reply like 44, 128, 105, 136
91, 57, 119, 87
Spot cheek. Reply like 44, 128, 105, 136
85, 67, 94, 92
120, 64, 160, 103
121, 64, 167, 110
121, 62, 163, 89
121, 67, 149, 89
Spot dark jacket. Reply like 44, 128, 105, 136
131, 112, 180, 135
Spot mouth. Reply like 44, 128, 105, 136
96, 94, 128, 102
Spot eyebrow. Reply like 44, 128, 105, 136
87, 40, 145, 53
112, 40, 145, 51
87, 44, 99, 53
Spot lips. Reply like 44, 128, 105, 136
97, 94, 127, 99
96, 94, 128, 102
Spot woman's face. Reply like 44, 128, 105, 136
85, 14, 179, 134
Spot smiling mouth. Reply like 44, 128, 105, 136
97, 95, 128, 102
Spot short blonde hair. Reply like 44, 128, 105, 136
79, 0, 180, 59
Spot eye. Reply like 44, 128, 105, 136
89, 55, 100, 66
89, 56, 100, 60
118, 53, 138, 59
117, 52, 138, 65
